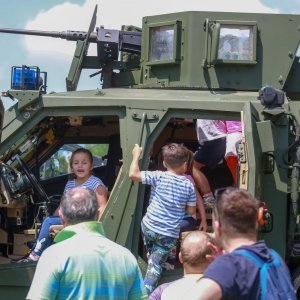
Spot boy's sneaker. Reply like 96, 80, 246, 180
203, 194, 216, 208
16, 256, 36, 263
16, 252, 40, 263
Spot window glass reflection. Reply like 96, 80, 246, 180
149, 25, 174, 61
217, 25, 254, 61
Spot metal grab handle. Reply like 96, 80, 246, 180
138, 112, 147, 146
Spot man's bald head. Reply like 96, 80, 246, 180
60, 187, 99, 225
180, 231, 212, 267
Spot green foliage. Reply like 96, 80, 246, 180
58, 156, 69, 174
82, 144, 109, 157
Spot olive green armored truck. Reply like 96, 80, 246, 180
0, 6, 300, 298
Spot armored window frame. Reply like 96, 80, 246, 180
211, 21, 257, 65
145, 20, 181, 66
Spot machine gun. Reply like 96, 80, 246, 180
0, 27, 141, 54
0, 5, 142, 91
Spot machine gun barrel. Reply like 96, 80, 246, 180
0, 28, 142, 53
0, 28, 98, 42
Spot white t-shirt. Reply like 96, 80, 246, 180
161, 274, 203, 300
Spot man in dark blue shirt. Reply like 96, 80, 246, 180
190, 188, 295, 300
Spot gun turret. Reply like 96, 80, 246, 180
0, 5, 141, 91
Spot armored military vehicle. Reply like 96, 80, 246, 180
0, 5, 300, 298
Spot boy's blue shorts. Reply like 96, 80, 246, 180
194, 137, 226, 169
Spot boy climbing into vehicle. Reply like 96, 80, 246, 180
129, 143, 196, 295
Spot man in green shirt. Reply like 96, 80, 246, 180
27, 187, 147, 300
